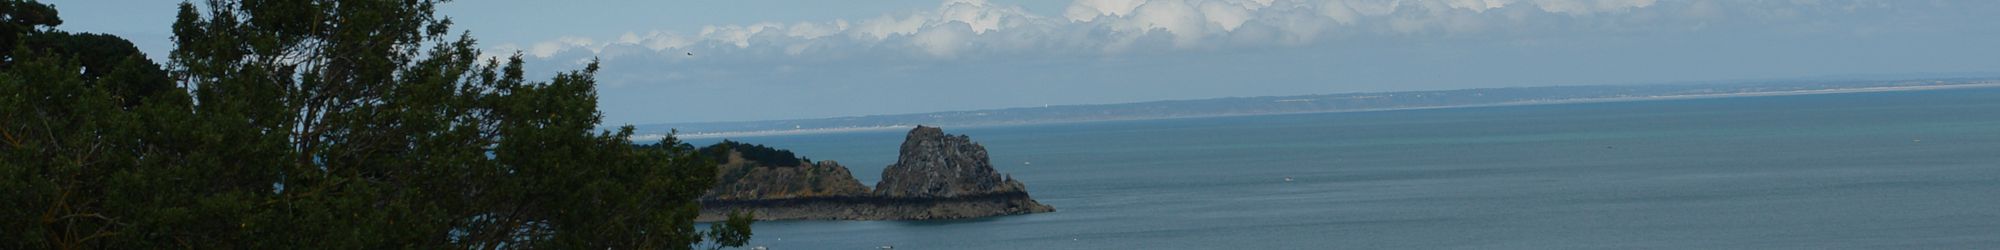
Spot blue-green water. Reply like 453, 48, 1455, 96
689, 88, 2000, 249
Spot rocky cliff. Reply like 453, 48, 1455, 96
698, 126, 1053, 221
874, 126, 1030, 198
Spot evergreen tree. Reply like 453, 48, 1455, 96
0, 0, 751, 248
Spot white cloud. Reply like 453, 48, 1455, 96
1529, 0, 1656, 15
497, 0, 1907, 61
1066, 0, 1149, 22
914, 22, 976, 57
855, 13, 928, 40
524, 36, 596, 57
1129, 0, 1206, 47
1199, 1, 1254, 31
786, 21, 842, 39
937, 0, 1016, 34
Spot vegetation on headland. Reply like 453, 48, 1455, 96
698, 145, 870, 204
699, 140, 808, 166
0, 0, 749, 248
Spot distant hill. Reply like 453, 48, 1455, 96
634, 77, 2000, 138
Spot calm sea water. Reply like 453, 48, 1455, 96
687, 88, 2000, 249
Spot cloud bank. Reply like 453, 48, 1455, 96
497, 0, 1914, 61
487, 0, 1999, 124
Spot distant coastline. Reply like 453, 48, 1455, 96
635, 79, 2000, 139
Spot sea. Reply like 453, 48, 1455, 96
684, 87, 2000, 249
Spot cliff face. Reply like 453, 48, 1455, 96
874, 126, 1027, 198
698, 126, 1052, 221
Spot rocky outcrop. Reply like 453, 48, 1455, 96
704, 152, 871, 201
697, 126, 1053, 221
874, 126, 1029, 198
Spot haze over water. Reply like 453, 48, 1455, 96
692, 88, 2000, 249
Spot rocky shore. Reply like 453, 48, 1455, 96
696, 126, 1053, 221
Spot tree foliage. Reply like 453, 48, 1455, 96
699, 140, 807, 166
0, 0, 749, 248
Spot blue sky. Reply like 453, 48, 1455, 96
47, 0, 2000, 125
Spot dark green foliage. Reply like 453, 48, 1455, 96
0, 46, 173, 250
700, 140, 806, 166
0, 0, 60, 67
21, 32, 174, 107
0, 0, 750, 248
700, 211, 754, 250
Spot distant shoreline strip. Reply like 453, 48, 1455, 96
639, 82, 2000, 139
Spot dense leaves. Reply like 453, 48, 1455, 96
0, 0, 58, 67
700, 140, 807, 166
0, 0, 749, 248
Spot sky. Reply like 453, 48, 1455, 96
45, 0, 2000, 125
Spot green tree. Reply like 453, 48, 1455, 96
22, 32, 175, 107
0, 0, 750, 248
0, 0, 60, 67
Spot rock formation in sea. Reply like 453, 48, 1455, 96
697, 126, 1053, 221
874, 126, 1030, 198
